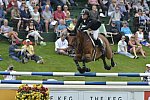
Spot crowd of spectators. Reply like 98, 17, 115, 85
0, 0, 78, 60
87, 0, 149, 59
0, 0, 149, 63
0, 0, 77, 41
86, 0, 150, 59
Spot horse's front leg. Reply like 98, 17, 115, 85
111, 58, 116, 67
73, 58, 84, 73
101, 55, 111, 70
82, 59, 91, 72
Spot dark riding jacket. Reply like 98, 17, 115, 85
74, 16, 101, 32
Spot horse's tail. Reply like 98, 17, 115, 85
99, 34, 113, 59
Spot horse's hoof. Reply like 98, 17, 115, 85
82, 67, 91, 72
77, 67, 85, 74
112, 63, 117, 67
85, 67, 91, 72
104, 66, 111, 70
111, 62, 116, 67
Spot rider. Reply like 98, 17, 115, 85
73, 8, 104, 54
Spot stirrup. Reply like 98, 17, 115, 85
94, 45, 99, 48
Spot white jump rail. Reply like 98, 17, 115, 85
0, 71, 149, 77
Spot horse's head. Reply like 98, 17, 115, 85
75, 30, 95, 62
67, 34, 77, 48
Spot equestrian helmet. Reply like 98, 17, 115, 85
80, 9, 90, 16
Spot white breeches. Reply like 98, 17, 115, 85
92, 29, 99, 40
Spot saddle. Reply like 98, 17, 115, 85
83, 30, 104, 61
83, 30, 104, 47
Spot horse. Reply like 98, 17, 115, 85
67, 30, 116, 73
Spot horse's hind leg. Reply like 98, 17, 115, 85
111, 58, 116, 67
101, 55, 111, 70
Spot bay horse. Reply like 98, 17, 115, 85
68, 30, 116, 73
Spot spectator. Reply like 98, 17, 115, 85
53, 5, 65, 21
20, 5, 32, 29
41, 0, 47, 6
133, 0, 149, 14
108, 21, 122, 44
135, 26, 150, 47
134, 9, 143, 30
89, 5, 100, 21
121, 21, 132, 39
128, 35, 146, 58
142, 64, 150, 82
63, 5, 71, 21
3, 65, 17, 80
135, 9, 150, 28
63, 5, 72, 26
139, 12, 150, 27
61, 0, 77, 6
27, 0, 36, 13
1, 19, 22, 41
9, 40, 25, 63
117, 36, 136, 59
26, 0, 33, 8
0, 0, 8, 8
88, 0, 99, 6
67, 18, 77, 33
0, 3, 5, 27
22, 39, 44, 64
109, 21, 119, 34
19, 0, 26, 11
35, 4, 42, 17
56, 19, 67, 38
42, 0, 53, 13
55, 33, 69, 55
26, 21, 44, 45
17, 0, 22, 9
11, 5, 21, 31
68, 0, 77, 6
98, 0, 108, 16
108, 6, 122, 32
6, 0, 18, 12
34, 0, 39, 4
60, 0, 67, 5
119, 0, 131, 21
31, 6, 42, 32
108, 0, 116, 16
42, 5, 53, 33
135, 9, 143, 17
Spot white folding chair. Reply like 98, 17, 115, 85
99, 24, 114, 45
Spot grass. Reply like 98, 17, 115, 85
0, 41, 150, 82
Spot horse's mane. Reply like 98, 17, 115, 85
77, 31, 94, 53
77, 31, 93, 45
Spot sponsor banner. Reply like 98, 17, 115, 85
145, 91, 150, 100
83, 91, 128, 100
50, 91, 144, 100
50, 91, 79, 100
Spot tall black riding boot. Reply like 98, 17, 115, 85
94, 39, 105, 55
